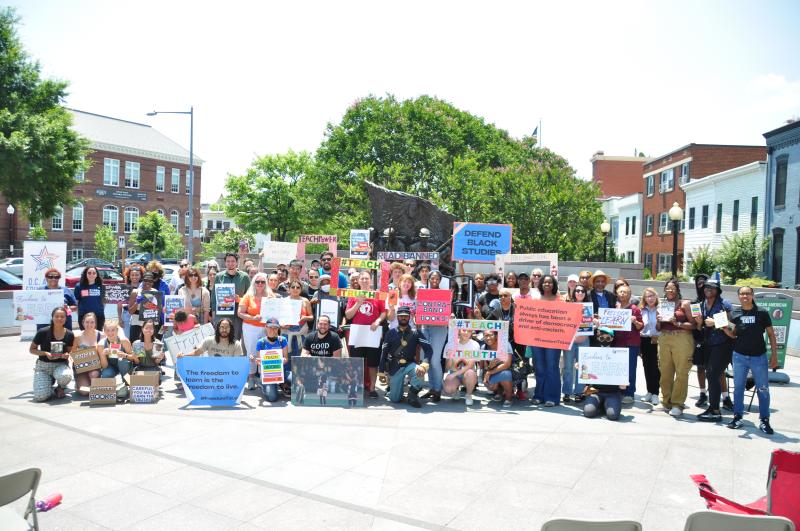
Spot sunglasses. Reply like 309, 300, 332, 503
254, 280, 266, 284
46, 275, 61, 279
188, 273, 199, 277
180, 264, 189, 268
321, 258, 332, 262
290, 285, 302, 289
532, 274, 542, 277
580, 276, 590, 279
501, 294, 511, 298
575, 289, 586, 293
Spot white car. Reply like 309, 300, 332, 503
0, 257, 23, 277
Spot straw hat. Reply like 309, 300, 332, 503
589, 270, 611, 285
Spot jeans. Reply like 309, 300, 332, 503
583, 391, 622, 420
261, 360, 292, 402
424, 326, 447, 392
732, 351, 770, 418
531, 346, 561, 404
101, 358, 132, 379
562, 342, 584, 396
388, 364, 423, 403
624, 346, 640, 397
121, 309, 131, 340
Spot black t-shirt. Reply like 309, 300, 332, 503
33, 327, 75, 364
730, 307, 772, 356
302, 331, 343, 357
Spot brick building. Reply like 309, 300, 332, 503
0, 109, 203, 262
591, 152, 651, 198
641, 144, 766, 276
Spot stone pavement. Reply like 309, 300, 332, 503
1, 335, 799, 531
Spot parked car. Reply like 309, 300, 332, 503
124, 253, 180, 267
0, 257, 23, 278
0, 267, 22, 290
66, 257, 116, 271
64, 266, 125, 288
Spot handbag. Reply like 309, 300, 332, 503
510, 350, 530, 382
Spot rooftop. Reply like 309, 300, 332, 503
644, 143, 764, 168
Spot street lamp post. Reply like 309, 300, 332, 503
600, 219, 611, 262
7, 204, 15, 257
148, 107, 194, 263
668, 201, 684, 278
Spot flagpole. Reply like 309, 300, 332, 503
539, 118, 542, 148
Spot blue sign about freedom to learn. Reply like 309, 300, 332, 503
176, 356, 249, 406
451, 222, 513, 263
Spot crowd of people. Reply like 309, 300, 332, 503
27, 253, 780, 434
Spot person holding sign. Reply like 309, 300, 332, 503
238, 272, 273, 389
723, 286, 778, 435
589, 270, 617, 317
697, 281, 734, 423
346, 270, 387, 398
74, 266, 106, 331
72, 312, 103, 396
118, 265, 143, 338
131, 320, 166, 373
204, 261, 219, 319
529, 275, 563, 407
254, 318, 289, 402
98, 319, 135, 383
217, 252, 252, 348
582, 328, 626, 421
562, 286, 591, 403
29, 307, 75, 401
41, 268, 77, 331
613, 285, 643, 404
178, 318, 243, 358
386, 274, 417, 329
638, 288, 661, 407
283, 280, 314, 363
656, 280, 696, 417
419, 270, 448, 402
129, 272, 159, 343
482, 330, 514, 407
378, 306, 433, 408
442, 328, 480, 405
177, 268, 211, 325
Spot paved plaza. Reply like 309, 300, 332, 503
1, 334, 799, 531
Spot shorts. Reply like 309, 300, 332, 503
488, 369, 512, 385
349, 346, 381, 368
692, 342, 704, 366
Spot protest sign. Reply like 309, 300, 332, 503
689, 303, 702, 319
514, 298, 584, 350
291, 356, 364, 407
348, 324, 382, 348
446, 319, 509, 359
578, 347, 630, 386
296, 234, 338, 262
452, 222, 512, 263
598, 308, 632, 331
89, 377, 117, 405
175, 356, 249, 406
163, 295, 184, 326
261, 297, 303, 326
350, 229, 371, 258
315, 296, 340, 326
329, 257, 390, 298
13, 290, 64, 325
164, 323, 215, 364
129, 372, 160, 404
713, 311, 729, 329
376, 251, 440, 269
23, 241, 67, 290
105, 284, 131, 304
71, 347, 101, 374
658, 301, 675, 322
416, 289, 451, 326
139, 290, 163, 321
577, 302, 595, 336
495, 252, 559, 279
754, 292, 793, 369
214, 284, 236, 315
260, 349, 284, 384
261, 241, 298, 265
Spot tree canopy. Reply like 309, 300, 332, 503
130, 211, 184, 259
0, 8, 89, 222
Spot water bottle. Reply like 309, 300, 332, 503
35, 493, 62, 512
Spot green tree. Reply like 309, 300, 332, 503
26, 225, 46, 241
199, 228, 254, 261
223, 151, 313, 241
716, 229, 770, 284
0, 8, 89, 223
687, 245, 716, 279
94, 225, 117, 262
129, 211, 184, 258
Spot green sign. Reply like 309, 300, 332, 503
755, 292, 793, 369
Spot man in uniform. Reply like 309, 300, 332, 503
378, 306, 433, 408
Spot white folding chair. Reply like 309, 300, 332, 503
541, 518, 642, 531
683, 510, 795, 531
0, 468, 41, 531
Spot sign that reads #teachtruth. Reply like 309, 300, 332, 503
452, 222, 512, 263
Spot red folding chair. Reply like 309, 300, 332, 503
691, 449, 800, 528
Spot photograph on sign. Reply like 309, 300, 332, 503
291, 356, 364, 407
578, 347, 630, 386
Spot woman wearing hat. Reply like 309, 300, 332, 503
563, 274, 580, 301
697, 280, 733, 422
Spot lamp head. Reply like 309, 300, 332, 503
600, 220, 611, 234
668, 202, 684, 221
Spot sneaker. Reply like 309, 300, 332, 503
650, 394, 660, 406
727, 415, 744, 429
368, 390, 379, 399
622, 395, 634, 404
490, 394, 503, 402
516, 389, 527, 400
530, 398, 542, 405
669, 406, 682, 417
644, 393, 653, 402
695, 393, 708, 408
465, 394, 473, 406
562, 394, 573, 403
697, 408, 722, 422
722, 396, 734, 411
544, 401, 556, 407
502, 400, 512, 408
573, 394, 585, 403
759, 418, 774, 435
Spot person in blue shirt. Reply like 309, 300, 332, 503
697, 281, 734, 422
318, 251, 348, 289
378, 306, 433, 408
74, 266, 105, 331
40, 268, 77, 331
254, 318, 290, 402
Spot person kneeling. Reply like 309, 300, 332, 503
378, 306, 433, 408
482, 330, 514, 408
442, 328, 479, 405
581, 327, 626, 421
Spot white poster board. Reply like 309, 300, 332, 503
598, 308, 632, 331
260, 241, 298, 265
13, 289, 64, 325
495, 252, 559, 280
163, 323, 215, 364
260, 297, 303, 326
348, 323, 382, 348
23, 241, 67, 290
578, 347, 630, 386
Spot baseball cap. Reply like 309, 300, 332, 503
265, 317, 281, 328
396, 306, 412, 316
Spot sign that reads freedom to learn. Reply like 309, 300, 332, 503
452, 222, 512, 263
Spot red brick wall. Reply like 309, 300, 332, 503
592, 159, 645, 197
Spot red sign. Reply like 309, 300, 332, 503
513, 298, 583, 350
416, 289, 452, 326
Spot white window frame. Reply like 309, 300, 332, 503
75, 157, 85, 182
103, 158, 120, 187
72, 203, 84, 232
170, 210, 179, 231
679, 162, 690, 185
157, 208, 165, 217
645, 214, 653, 235
124, 161, 141, 189
103, 205, 119, 233
156, 166, 165, 192
171, 169, 180, 193
124, 206, 139, 234
184, 210, 190, 235
646, 175, 655, 197
70, 248, 84, 261
185, 170, 191, 195
51, 206, 63, 231
659, 168, 674, 193
657, 253, 673, 273
658, 212, 669, 234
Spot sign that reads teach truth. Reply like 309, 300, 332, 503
452, 222, 512, 263
514, 298, 584, 350
416, 289, 451, 326
176, 356, 249, 406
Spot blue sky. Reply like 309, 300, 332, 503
8, 0, 800, 202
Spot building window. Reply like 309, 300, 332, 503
171, 169, 180, 193
646, 175, 654, 196
644, 253, 653, 272
157, 208, 165, 217
657, 253, 672, 273
70, 248, 83, 261
774, 156, 788, 208
626, 251, 634, 263
645, 215, 653, 235
688, 207, 696, 230
771, 228, 784, 283
103, 205, 119, 232
185, 170, 191, 195
124, 207, 139, 233
184, 210, 190, 235
124, 161, 140, 189
732, 200, 739, 232
625, 217, 630, 236
75, 159, 85, 182
659, 212, 669, 234
715, 203, 723, 233
659, 168, 674, 193
103, 158, 120, 186
51, 206, 63, 231
72, 203, 83, 232
751, 196, 758, 229
155, 166, 165, 192
170, 210, 179, 231
701, 205, 709, 229
796, 228, 800, 288
679, 162, 691, 185
631, 216, 637, 235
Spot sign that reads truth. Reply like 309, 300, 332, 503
446, 319, 509, 359
175, 356, 250, 406
452, 222, 512, 263
416, 289, 451, 326
164, 323, 215, 364
578, 347, 630, 386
